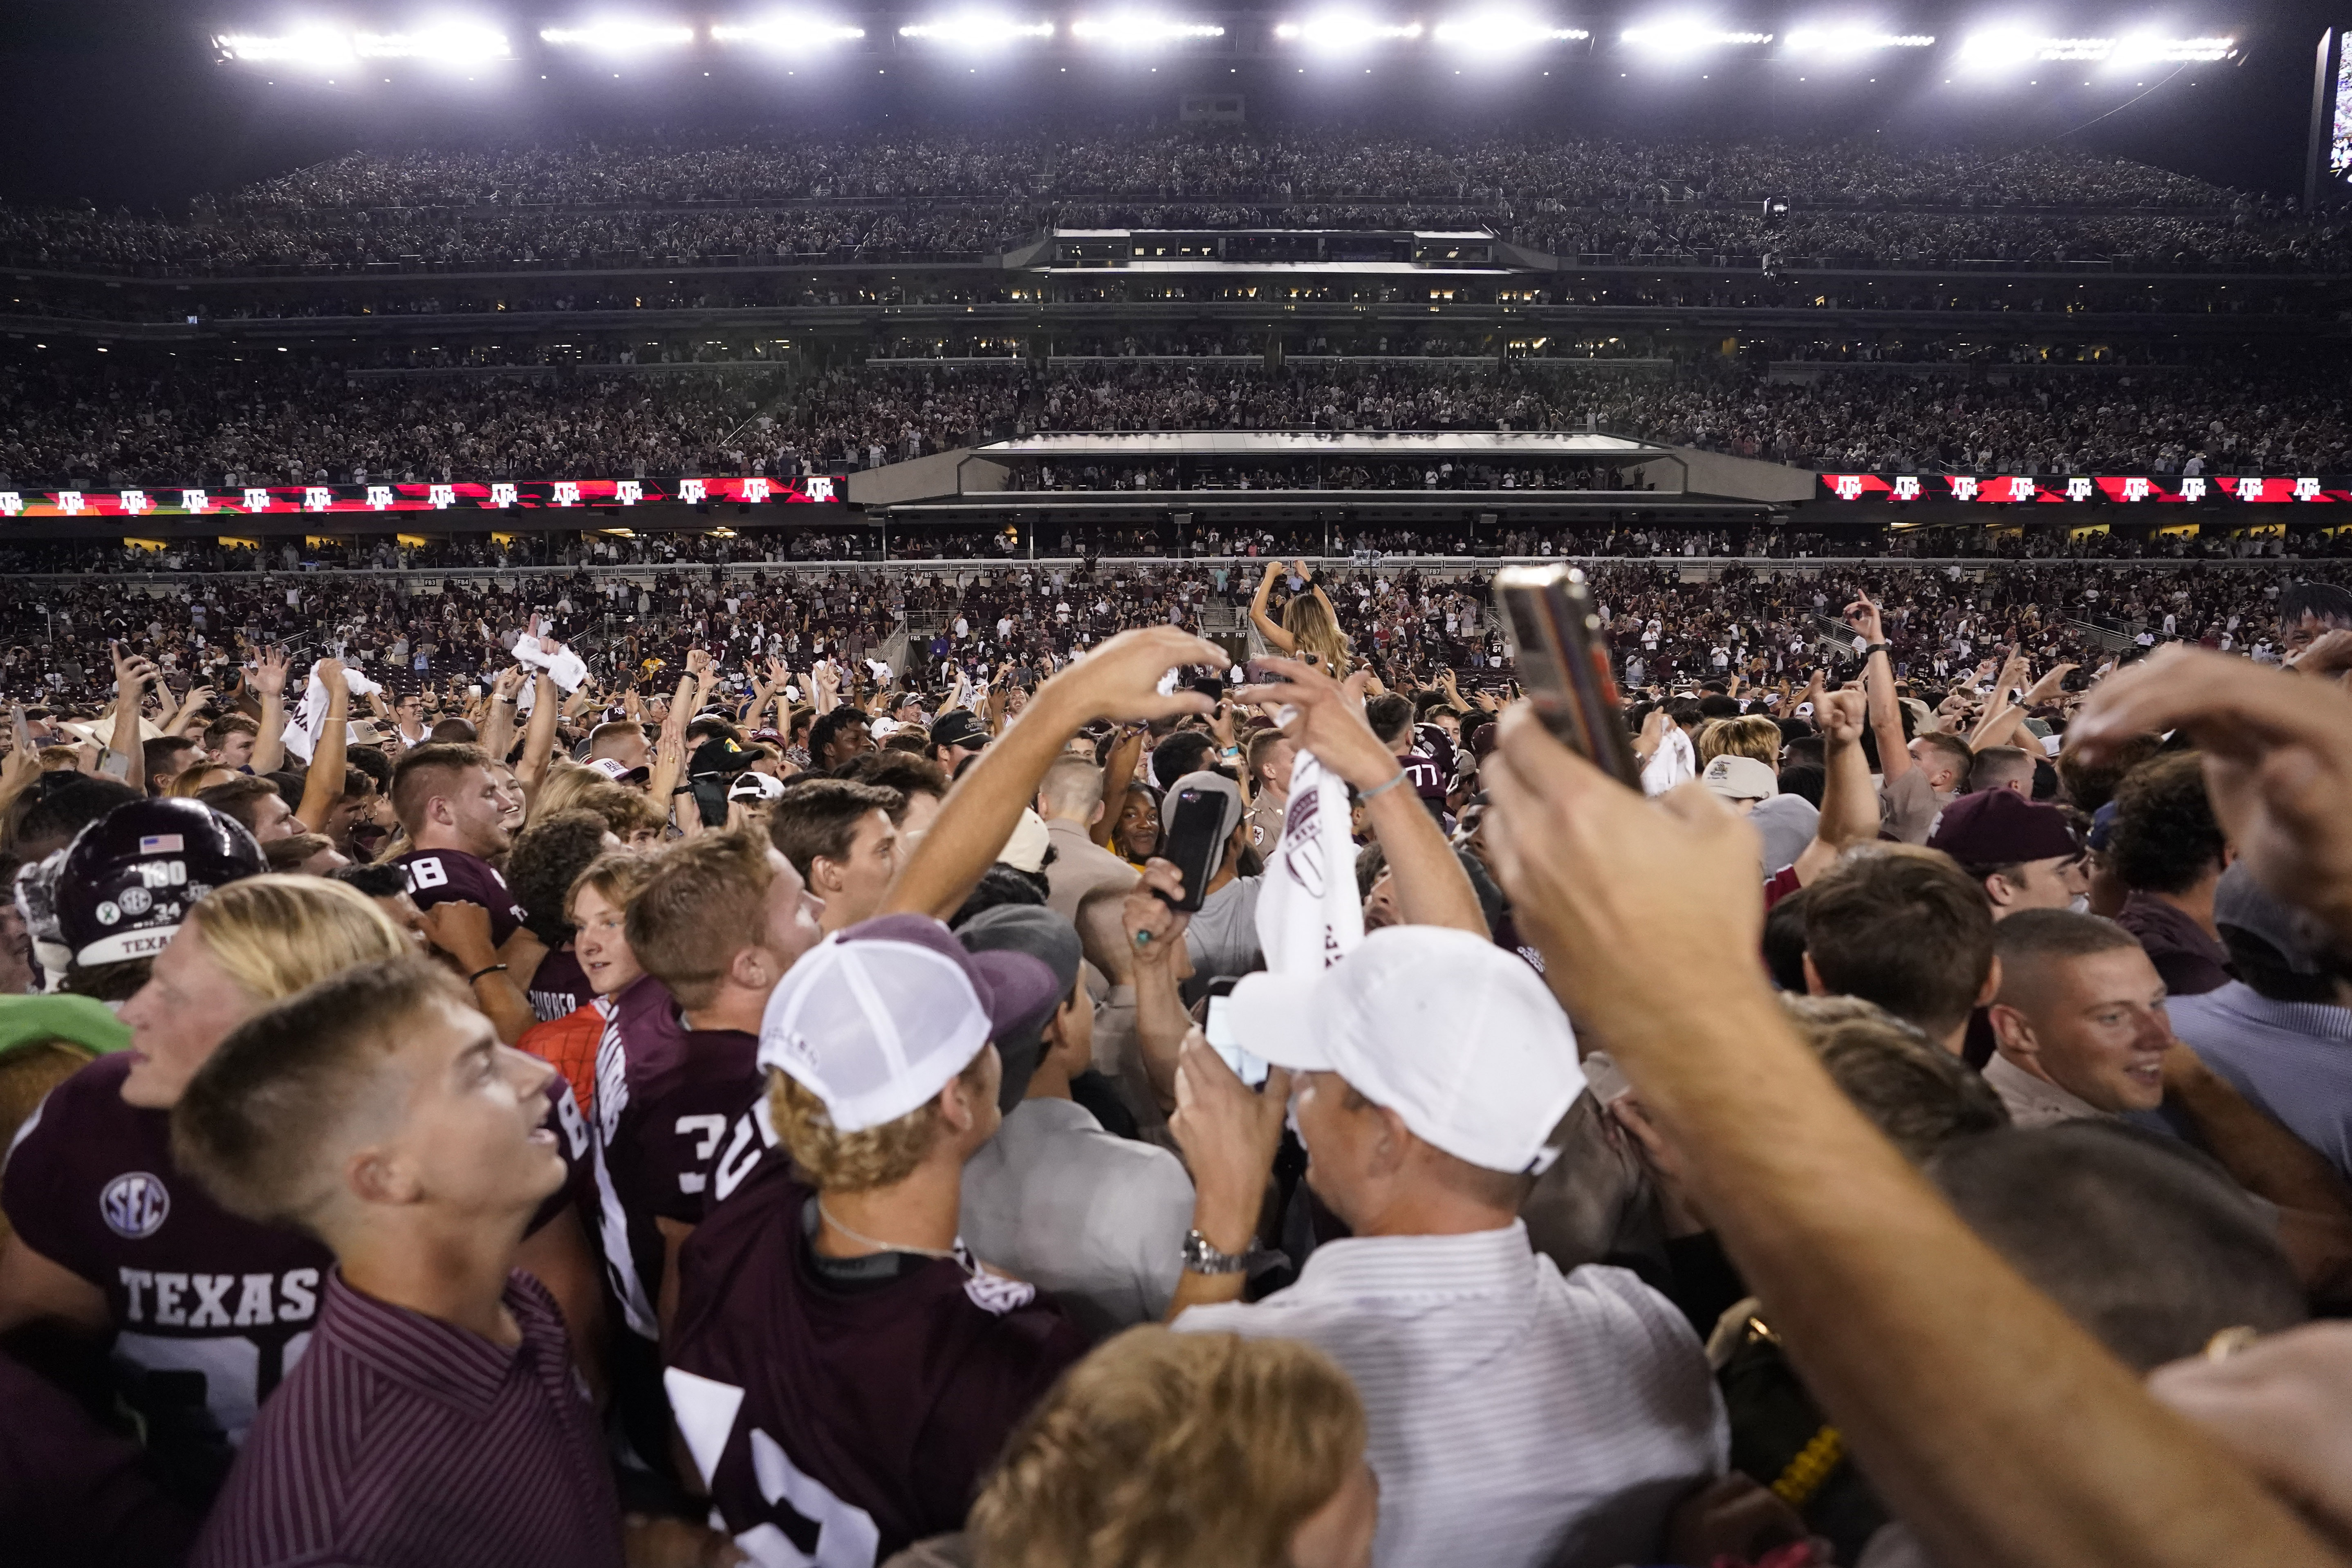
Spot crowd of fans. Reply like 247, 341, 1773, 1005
0, 361, 800, 490
222, 131, 2247, 209
10, 193, 2340, 275
19, 106, 2352, 1568
13, 355, 2351, 491
2, 552, 2345, 710
3, 130, 2338, 279
4, 538, 2352, 1568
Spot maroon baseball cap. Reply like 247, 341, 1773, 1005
1928, 789, 2079, 869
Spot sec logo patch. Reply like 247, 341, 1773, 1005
101, 1171, 170, 1239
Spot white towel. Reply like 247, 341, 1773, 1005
1639, 722, 1695, 798
281, 662, 384, 764
511, 633, 588, 695
1254, 747, 1364, 975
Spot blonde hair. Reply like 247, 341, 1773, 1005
169, 765, 235, 799
1280, 590, 1350, 675
538, 763, 668, 839
768, 1056, 988, 1193
184, 875, 408, 1003
567, 850, 659, 923
532, 760, 603, 818
971, 1327, 1366, 1568
1699, 715, 1782, 769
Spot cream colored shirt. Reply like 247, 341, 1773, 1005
1982, 1052, 2112, 1128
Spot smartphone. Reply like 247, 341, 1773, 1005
1494, 564, 1642, 788
1155, 783, 1231, 914
1203, 977, 1270, 1088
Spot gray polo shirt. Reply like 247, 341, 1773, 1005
960, 1098, 1195, 1341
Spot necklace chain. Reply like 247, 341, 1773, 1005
816, 1200, 966, 1267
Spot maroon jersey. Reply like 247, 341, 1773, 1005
0, 1053, 591, 1506
1401, 743, 1448, 818
665, 1157, 1086, 1565
587, 974, 762, 1343
394, 846, 529, 948
529, 945, 589, 1024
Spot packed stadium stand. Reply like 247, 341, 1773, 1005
4, 105, 2349, 680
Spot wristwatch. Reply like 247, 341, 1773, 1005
1863, 642, 1891, 657
1182, 1229, 1251, 1277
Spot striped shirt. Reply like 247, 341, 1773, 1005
190, 1269, 623, 1568
1177, 1220, 1726, 1568
2171, 983, 2352, 1180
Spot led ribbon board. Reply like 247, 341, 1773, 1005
1817, 474, 2352, 504
0, 476, 848, 519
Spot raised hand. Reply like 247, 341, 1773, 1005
2022, 662, 2079, 705
1844, 590, 1885, 646
1231, 655, 1398, 791
2068, 646, 2352, 945
1122, 859, 1193, 966
1040, 626, 1224, 727
111, 641, 158, 698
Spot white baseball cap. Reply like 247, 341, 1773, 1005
1227, 926, 1584, 1175
1701, 754, 1778, 802
729, 769, 787, 803
757, 914, 1060, 1133
584, 756, 649, 784
996, 808, 1051, 875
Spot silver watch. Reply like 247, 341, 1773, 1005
1182, 1229, 1251, 1276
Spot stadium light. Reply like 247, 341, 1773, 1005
1953, 27, 2036, 67
711, 15, 867, 46
538, 20, 697, 49
1069, 14, 1227, 44
1274, 14, 1426, 48
1782, 25, 1933, 54
1956, 31, 2233, 66
354, 25, 513, 63
897, 13, 1056, 43
1433, 12, 1592, 49
1621, 20, 1774, 50
2111, 32, 2236, 63
213, 28, 359, 67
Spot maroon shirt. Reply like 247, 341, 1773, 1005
587, 973, 762, 1343
665, 1155, 1086, 1564
1, 1053, 591, 1505
528, 946, 589, 1025
190, 1269, 623, 1568
393, 847, 529, 948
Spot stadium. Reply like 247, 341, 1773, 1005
5, 12, 2347, 692
14, 9, 2352, 1568
6, 12, 2348, 679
